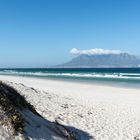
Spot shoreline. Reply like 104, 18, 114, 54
0, 74, 140, 89
0, 75, 140, 106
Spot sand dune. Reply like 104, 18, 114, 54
0, 82, 90, 140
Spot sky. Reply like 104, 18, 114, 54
0, 0, 140, 68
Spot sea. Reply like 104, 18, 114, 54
0, 68, 140, 88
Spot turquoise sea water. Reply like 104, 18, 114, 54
0, 68, 140, 88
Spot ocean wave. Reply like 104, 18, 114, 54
0, 70, 140, 80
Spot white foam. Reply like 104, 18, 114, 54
0, 70, 140, 80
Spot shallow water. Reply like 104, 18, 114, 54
0, 68, 140, 88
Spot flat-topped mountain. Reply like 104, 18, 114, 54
58, 53, 140, 68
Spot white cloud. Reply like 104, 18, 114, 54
70, 48, 122, 55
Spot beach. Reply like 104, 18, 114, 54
0, 75, 140, 139
1, 0, 140, 139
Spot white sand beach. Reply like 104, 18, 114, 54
0, 75, 140, 140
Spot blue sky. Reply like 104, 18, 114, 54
0, 0, 140, 67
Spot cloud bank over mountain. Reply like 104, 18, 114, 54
70, 48, 122, 55
55, 48, 140, 68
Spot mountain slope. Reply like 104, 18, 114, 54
59, 53, 140, 68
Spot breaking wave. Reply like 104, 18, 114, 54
1, 70, 140, 80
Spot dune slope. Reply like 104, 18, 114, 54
0, 82, 90, 140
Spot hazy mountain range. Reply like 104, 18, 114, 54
57, 53, 140, 68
